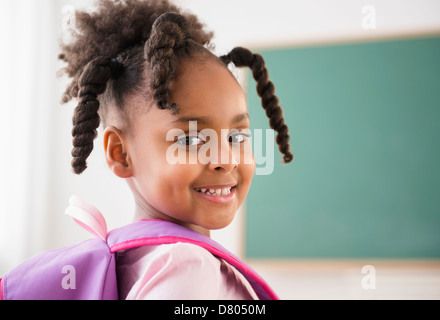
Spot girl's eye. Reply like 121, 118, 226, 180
176, 135, 204, 146
228, 132, 251, 144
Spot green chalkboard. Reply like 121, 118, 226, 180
245, 35, 440, 259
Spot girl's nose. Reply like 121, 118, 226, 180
207, 135, 239, 173
209, 160, 238, 173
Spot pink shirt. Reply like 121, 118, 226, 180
116, 242, 258, 300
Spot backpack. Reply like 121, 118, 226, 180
0, 196, 278, 300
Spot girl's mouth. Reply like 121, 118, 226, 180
193, 186, 237, 203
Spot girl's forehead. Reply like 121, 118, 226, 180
128, 57, 248, 132
169, 112, 250, 128
171, 59, 245, 107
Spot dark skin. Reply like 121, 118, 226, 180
103, 57, 255, 237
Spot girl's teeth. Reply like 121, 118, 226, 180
196, 187, 233, 196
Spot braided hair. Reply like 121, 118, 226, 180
220, 48, 293, 164
58, 0, 292, 174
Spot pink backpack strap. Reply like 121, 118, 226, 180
107, 219, 279, 300
0, 278, 4, 300
65, 195, 108, 241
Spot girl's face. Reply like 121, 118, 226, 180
121, 57, 255, 236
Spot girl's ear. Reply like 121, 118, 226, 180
103, 126, 133, 178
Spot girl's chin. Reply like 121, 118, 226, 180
187, 213, 236, 233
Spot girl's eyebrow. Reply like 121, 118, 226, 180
170, 113, 249, 126
233, 112, 250, 124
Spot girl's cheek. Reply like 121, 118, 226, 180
241, 141, 255, 169
244, 152, 256, 184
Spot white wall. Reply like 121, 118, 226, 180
1, 0, 439, 298
179, 0, 440, 50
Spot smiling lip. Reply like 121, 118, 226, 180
193, 185, 237, 204
193, 183, 237, 190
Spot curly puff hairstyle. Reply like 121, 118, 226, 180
58, 0, 293, 174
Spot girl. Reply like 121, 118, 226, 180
58, 0, 293, 299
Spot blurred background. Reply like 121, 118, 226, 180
0, 0, 439, 299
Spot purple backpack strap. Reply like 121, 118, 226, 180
108, 219, 279, 300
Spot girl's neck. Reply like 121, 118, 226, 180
131, 188, 211, 237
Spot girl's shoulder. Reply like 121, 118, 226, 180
116, 242, 257, 300
117, 242, 220, 269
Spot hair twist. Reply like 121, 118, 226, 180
144, 12, 190, 112
71, 56, 114, 174
220, 47, 293, 163
110, 58, 125, 79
